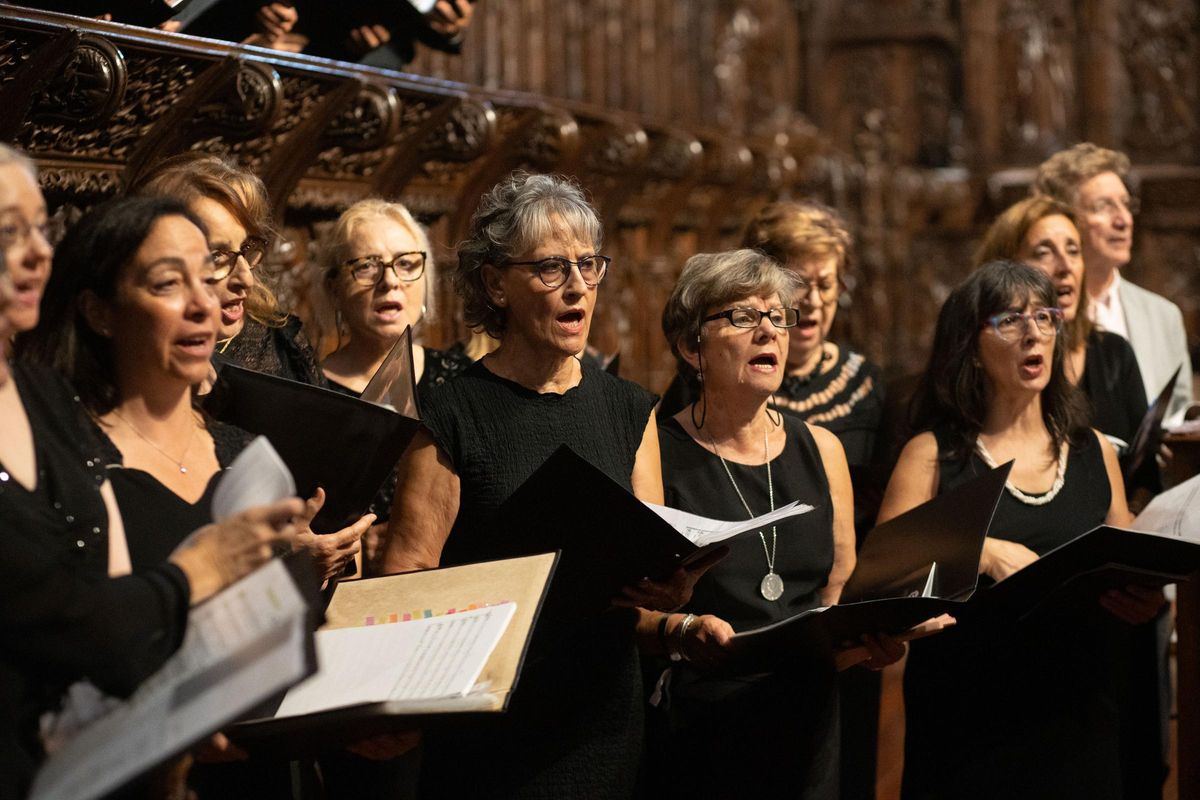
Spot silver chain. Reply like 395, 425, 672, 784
708, 425, 776, 572
112, 410, 195, 474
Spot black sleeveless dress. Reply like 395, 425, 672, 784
647, 414, 839, 799
418, 359, 656, 799
1, 364, 189, 798
901, 428, 1127, 800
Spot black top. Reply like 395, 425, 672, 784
423, 359, 656, 568
95, 416, 253, 570
326, 346, 473, 524
652, 414, 840, 799
418, 359, 655, 799
0, 364, 189, 798
214, 316, 326, 388
902, 427, 1126, 800
658, 415, 833, 631
1080, 329, 1148, 447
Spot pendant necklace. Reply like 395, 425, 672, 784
113, 410, 195, 474
708, 422, 784, 601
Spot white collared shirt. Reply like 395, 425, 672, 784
1089, 269, 1130, 339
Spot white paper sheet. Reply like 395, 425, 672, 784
642, 499, 815, 549
211, 436, 296, 522
1133, 473, 1200, 543
274, 602, 516, 718
30, 561, 312, 800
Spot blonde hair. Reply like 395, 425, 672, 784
975, 195, 1091, 352
129, 152, 286, 327
1034, 143, 1131, 206
741, 200, 852, 274
310, 198, 434, 355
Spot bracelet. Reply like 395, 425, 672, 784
675, 613, 696, 662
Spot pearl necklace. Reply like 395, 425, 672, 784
975, 437, 1068, 506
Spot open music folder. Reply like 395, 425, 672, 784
30, 559, 320, 800
1121, 366, 1179, 488
204, 328, 423, 533
727, 462, 1012, 664
229, 552, 558, 756
496, 445, 814, 619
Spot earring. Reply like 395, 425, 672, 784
420, 303, 427, 318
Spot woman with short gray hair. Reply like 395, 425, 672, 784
382, 171, 712, 798
645, 248, 899, 799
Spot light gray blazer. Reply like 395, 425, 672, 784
1119, 277, 1194, 420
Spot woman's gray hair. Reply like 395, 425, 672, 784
662, 249, 805, 387
0, 144, 37, 179
456, 171, 602, 338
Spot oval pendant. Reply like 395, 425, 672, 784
179, 466, 188, 474
760, 572, 784, 601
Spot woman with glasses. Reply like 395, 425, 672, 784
644, 249, 896, 799
975, 196, 1148, 467
130, 152, 325, 385
382, 172, 709, 799
878, 260, 1162, 799
313, 198, 470, 403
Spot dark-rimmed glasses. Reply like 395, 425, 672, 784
703, 307, 799, 329
211, 236, 268, 280
343, 251, 427, 286
505, 255, 610, 289
984, 307, 1063, 342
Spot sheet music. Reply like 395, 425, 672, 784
1133, 473, 1200, 543
642, 500, 815, 549
211, 436, 296, 521
274, 602, 516, 718
30, 561, 312, 800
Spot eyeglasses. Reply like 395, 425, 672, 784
796, 279, 840, 307
703, 307, 800, 329
211, 236, 268, 279
0, 215, 53, 249
344, 252, 427, 286
1082, 195, 1140, 218
984, 307, 1063, 341
505, 255, 610, 289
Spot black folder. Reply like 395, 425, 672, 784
727, 463, 1011, 663
495, 445, 790, 619
204, 335, 422, 533
1122, 367, 1179, 486
969, 524, 1200, 623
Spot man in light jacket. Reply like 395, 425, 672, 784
1035, 143, 1193, 424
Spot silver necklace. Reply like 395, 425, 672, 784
113, 410, 195, 474
975, 437, 1068, 506
708, 423, 783, 601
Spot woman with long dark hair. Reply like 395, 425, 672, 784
879, 260, 1164, 799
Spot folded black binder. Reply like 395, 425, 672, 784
495, 445, 808, 619
728, 462, 1012, 663
1122, 367, 1179, 486
970, 524, 1200, 622
204, 332, 422, 533
228, 552, 558, 756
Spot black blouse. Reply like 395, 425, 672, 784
94, 416, 252, 570
214, 315, 326, 387
0, 364, 189, 798
1080, 329, 1148, 447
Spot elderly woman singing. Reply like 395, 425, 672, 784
382, 172, 710, 799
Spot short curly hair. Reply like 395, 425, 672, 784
1034, 143, 1131, 206
741, 200, 852, 275
455, 172, 601, 338
662, 249, 804, 389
